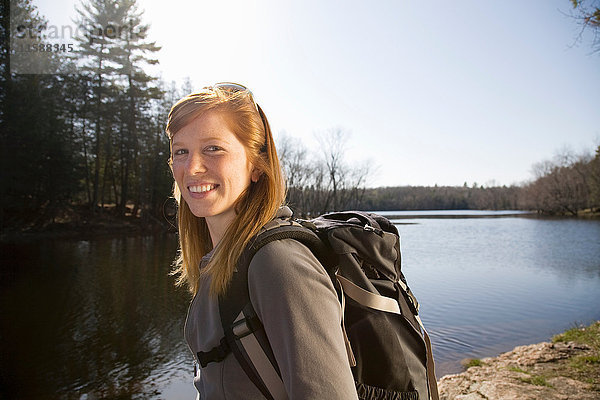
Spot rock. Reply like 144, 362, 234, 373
437, 341, 597, 400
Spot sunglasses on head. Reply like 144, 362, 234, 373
205, 82, 259, 112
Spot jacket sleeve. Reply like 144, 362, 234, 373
248, 239, 359, 400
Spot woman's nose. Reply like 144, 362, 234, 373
187, 152, 207, 174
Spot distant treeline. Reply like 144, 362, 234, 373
360, 185, 522, 212
303, 147, 600, 216
283, 146, 600, 217
1, 2, 598, 235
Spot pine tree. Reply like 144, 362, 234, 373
73, 0, 162, 216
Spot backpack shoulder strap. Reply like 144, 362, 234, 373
215, 221, 325, 400
220, 220, 325, 327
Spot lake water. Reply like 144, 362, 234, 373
1, 211, 599, 399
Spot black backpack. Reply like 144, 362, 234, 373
198, 210, 439, 400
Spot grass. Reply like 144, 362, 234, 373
508, 366, 528, 374
518, 375, 553, 387
553, 321, 600, 349
508, 365, 553, 387
551, 321, 600, 390
464, 358, 484, 369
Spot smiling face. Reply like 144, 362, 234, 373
170, 112, 259, 243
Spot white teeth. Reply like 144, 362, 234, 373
189, 184, 216, 193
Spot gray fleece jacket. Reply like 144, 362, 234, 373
184, 208, 358, 399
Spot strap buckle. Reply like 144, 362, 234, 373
197, 336, 231, 368
197, 308, 261, 368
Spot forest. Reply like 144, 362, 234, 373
1, 0, 599, 238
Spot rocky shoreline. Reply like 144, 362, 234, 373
437, 323, 600, 399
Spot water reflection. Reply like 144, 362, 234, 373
1, 233, 193, 399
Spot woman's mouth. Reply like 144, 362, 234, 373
188, 184, 219, 196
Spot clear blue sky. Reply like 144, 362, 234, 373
34, 0, 600, 187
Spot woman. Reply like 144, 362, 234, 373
166, 83, 358, 399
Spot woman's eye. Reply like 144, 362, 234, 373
205, 145, 222, 152
173, 149, 187, 156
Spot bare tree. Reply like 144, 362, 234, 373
277, 132, 311, 215
588, 145, 600, 209
526, 149, 592, 215
345, 160, 374, 209
316, 128, 349, 212
277, 129, 374, 216
278, 132, 310, 188
315, 128, 374, 213
567, 0, 600, 53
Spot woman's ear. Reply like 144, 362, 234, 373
251, 168, 261, 183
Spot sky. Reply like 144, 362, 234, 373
30, 0, 600, 188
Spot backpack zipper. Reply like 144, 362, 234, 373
363, 224, 384, 236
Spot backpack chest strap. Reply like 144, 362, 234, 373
197, 307, 263, 367
197, 337, 231, 368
